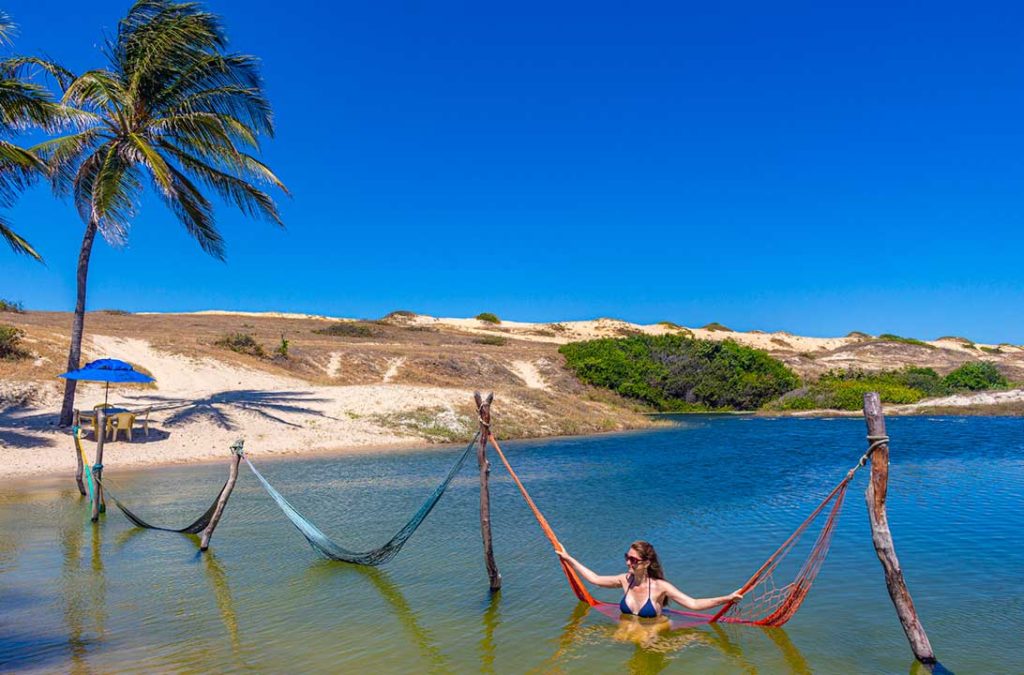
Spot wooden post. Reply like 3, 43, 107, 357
862, 392, 938, 668
475, 391, 502, 591
90, 408, 106, 522
200, 439, 245, 551
73, 410, 86, 496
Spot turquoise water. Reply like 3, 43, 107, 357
1, 415, 1022, 673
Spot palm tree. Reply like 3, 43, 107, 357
11, 0, 288, 425
0, 11, 60, 261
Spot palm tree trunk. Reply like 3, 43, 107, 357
58, 217, 99, 427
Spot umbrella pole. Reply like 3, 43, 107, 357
104, 382, 109, 406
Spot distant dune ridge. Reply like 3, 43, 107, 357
1, 309, 1022, 480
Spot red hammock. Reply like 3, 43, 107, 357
487, 433, 858, 628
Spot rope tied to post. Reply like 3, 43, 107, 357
858, 435, 890, 467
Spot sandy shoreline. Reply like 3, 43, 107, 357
4, 311, 1021, 483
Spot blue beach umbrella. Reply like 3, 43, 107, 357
58, 359, 155, 405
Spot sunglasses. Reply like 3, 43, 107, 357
624, 554, 645, 565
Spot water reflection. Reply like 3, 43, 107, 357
59, 509, 106, 674
479, 590, 501, 673
530, 601, 590, 673
763, 625, 811, 674
5, 415, 1020, 672
199, 550, 242, 657
306, 562, 449, 673
536, 601, 813, 675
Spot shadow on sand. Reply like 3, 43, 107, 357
123, 390, 338, 430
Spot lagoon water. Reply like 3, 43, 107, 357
2, 415, 1022, 673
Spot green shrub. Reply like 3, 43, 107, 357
548, 323, 568, 333
770, 369, 929, 411
560, 334, 798, 411
474, 335, 507, 346
214, 333, 265, 357
275, 334, 289, 359
314, 322, 375, 338
385, 310, 416, 319
846, 331, 871, 339
0, 325, 30, 360
476, 312, 501, 324
0, 299, 25, 313
979, 346, 1001, 355
99, 309, 131, 315
938, 335, 974, 346
767, 363, 1010, 411
943, 362, 1008, 391
702, 322, 732, 332
894, 366, 949, 397
876, 333, 934, 349
658, 321, 693, 337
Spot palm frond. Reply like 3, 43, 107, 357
159, 140, 282, 224
0, 12, 15, 46
62, 70, 127, 111
160, 163, 223, 259
0, 212, 42, 261
10, 0, 283, 263
91, 143, 142, 243
0, 57, 76, 93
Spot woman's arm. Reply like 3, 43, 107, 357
556, 549, 623, 588
660, 582, 743, 611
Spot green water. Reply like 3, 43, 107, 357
2, 416, 1022, 673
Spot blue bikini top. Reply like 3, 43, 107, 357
620, 575, 658, 618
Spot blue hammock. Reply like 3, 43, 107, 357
245, 432, 479, 565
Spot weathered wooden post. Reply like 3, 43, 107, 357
862, 392, 939, 669
90, 408, 107, 521
200, 439, 245, 551
72, 410, 86, 496
475, 391, 502, 591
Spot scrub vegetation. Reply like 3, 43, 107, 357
0, 299, 25, 313
559, 335, 798, 411
0, 324, 30, 360
313, 322, 376, 338
214, 332, 265, 358
770, 363, 1010, 411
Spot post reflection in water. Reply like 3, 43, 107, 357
479, 590, 501, 673
88, 522, 107, 641
305, 561, 450, 673
59, 502, 108, 674
199, 550, 242, 658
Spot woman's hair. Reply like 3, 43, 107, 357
630, 540, 666, 580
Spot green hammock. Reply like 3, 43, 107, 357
107, 481, 228, 534
82, 459, 227, 534
245, 432, 479, 565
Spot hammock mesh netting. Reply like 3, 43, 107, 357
107, 483, 228, 534
486, 432, 857, 628
76, 425, 229, 534
244, 432, 479, 565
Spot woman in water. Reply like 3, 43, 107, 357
557, 540, 743, 619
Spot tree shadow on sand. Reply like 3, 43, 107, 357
122, 390, 339, 431
0, 428, 57, 449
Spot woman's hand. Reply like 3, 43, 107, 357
555, 547, 571, 561
726, 590, 744, 603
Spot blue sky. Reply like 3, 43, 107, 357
2, 1, 1023, 342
